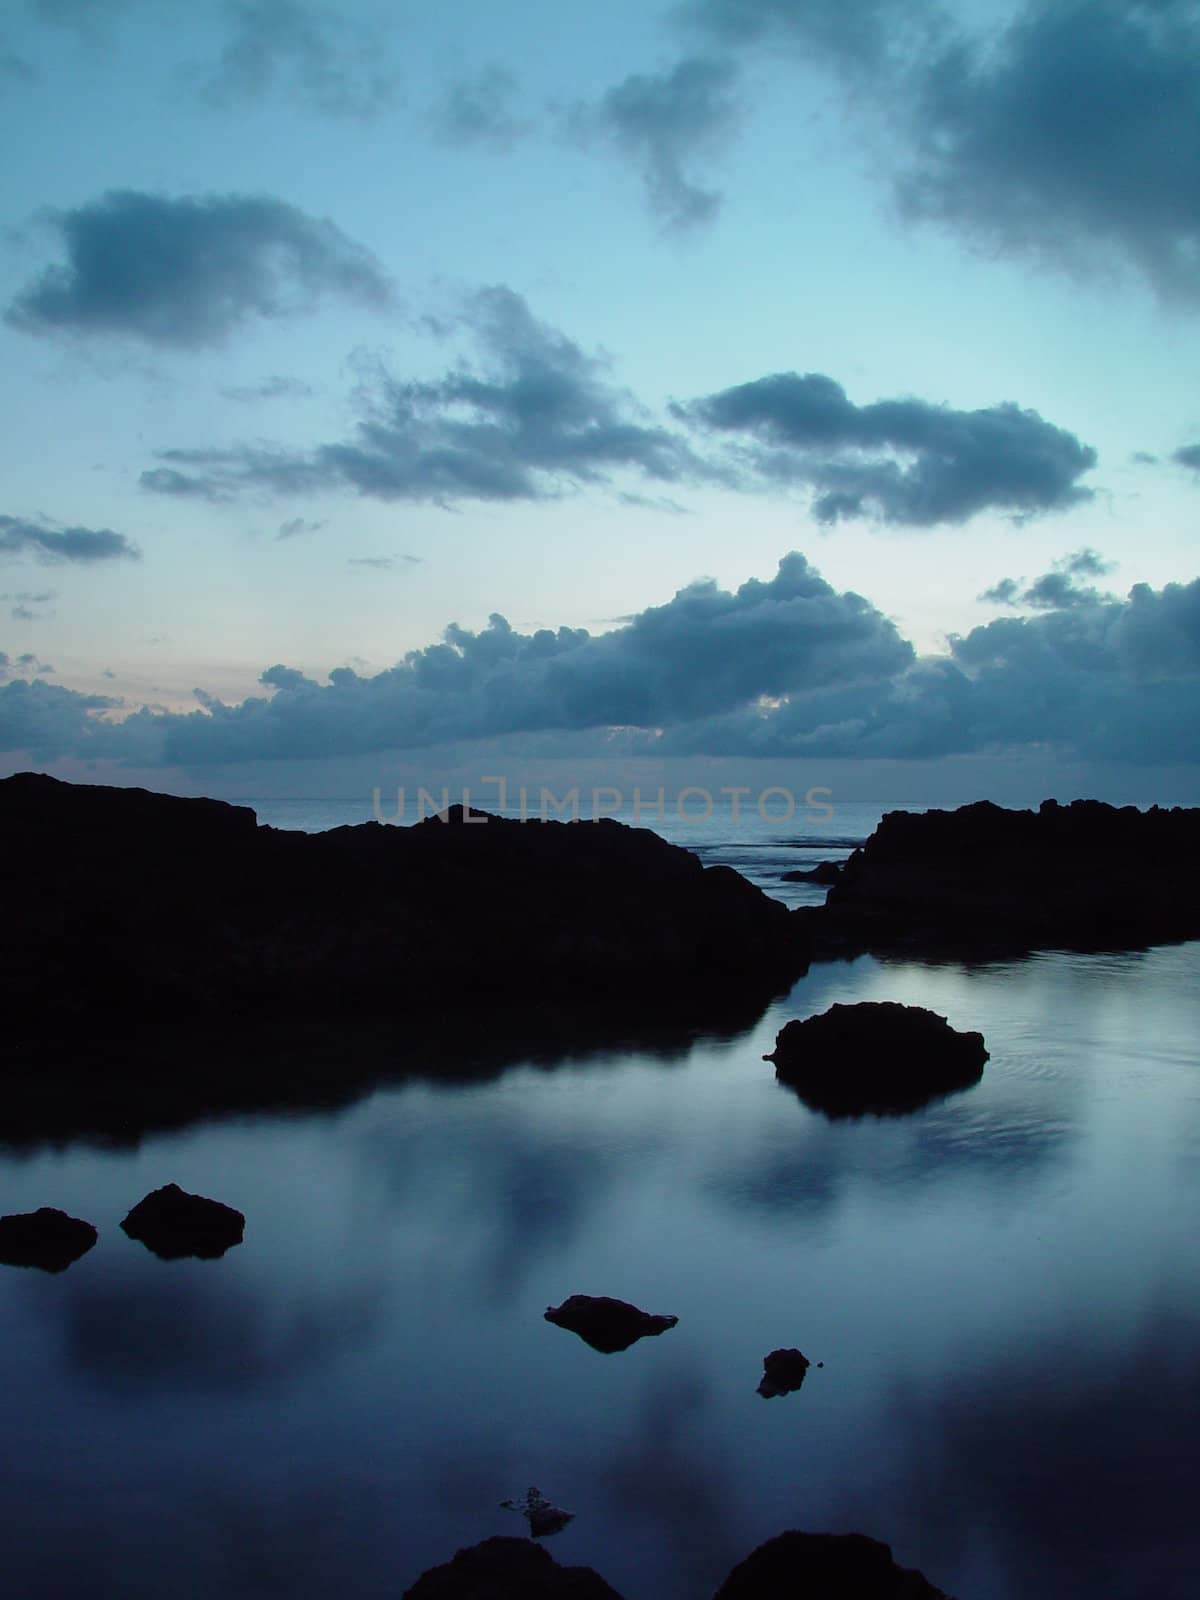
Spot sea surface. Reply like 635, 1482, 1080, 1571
2, 800, 1198, 1598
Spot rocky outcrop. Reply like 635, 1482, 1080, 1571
757, 1347, 811, 1398
499, 1487, 575, 1538
712, 1531, 950, 1598
401, 1536, 625, 1598
811, 797, 1200, 957
767, 1002, 987, 1117
120, 1183, 244, 1259
544, 1294, 679, 1353
0, 1207, 97, 1272
1, 774, 809, 1046
780, 861, 842, 884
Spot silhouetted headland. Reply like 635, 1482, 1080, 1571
806, 797, 1200, 957
0, 1206, 98, 1272
120, 1183, 245, 1260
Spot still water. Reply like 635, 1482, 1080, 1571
3, 939, 1198, 1597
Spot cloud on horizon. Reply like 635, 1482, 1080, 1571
7, 189, 393, 348
0, 514, 140, 564
677, 372, 1097, 524
3, 553, 1197, 770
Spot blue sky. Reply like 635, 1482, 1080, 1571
1, 0, 1198, 801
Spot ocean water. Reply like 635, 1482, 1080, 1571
1, 804, 1198, 1599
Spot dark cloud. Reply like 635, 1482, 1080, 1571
898, 0, 1200, 303
139, 466, 230, 502
220, 375, 316, 402
142, 286, 712, 504
276, 516, 327, 540
677, 371, 1097, 525
7, 189, 393, 348
0, 651, 54, 679
1174, 443, 1200, 473
678, 0, 936, 74
586, 56, 742, 229
8, 557, 1198, 769
0, 514, 139, 564
981, 548, 1116, 609
434, 66, 531, 149
200, 0, 399, 120
2, 588, 57, 621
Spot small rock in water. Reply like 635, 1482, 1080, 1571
120, 1183, 244, 1260
0, 1207, 98, 1273
757, 1347, 812, 1398
499, 1486, 575, 1538
544, 1293, 679, 1353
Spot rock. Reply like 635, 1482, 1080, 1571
0, 774, 809, 1049
757, 1348, 811, 1398
544, 1294, 679, 1353
120, 1183, 244, 1259
0, 1207, 97, 1272
780, 861, 842, 884
499, 1486, 575, 1538
767, 1002, 987, 1117
811, 797, 1200, 957
401, 1536, 625, 1598
712, 1530, 951, 1598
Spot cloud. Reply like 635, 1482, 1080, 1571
898, 0, 1200, 304
3, 585, 57, 621
7, 190, 393, 348
585, 56, 742, 229
677, 371, 1097, 524
678, 0, 936, 74
0, 651, 54, 680
276, 516, 327, 540
200, 0, 399, 120
4, 556, 1199, 767
0, 514, 139, 564
0, 552, 910, 762
221, 375, 316, 402
142, 286, 712, 505
1174, 444, 1200, 474
347, 554, 421, 570
434, 66, 531, 149
981, 548, 1117, 609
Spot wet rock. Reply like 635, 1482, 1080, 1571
780, 861, 842, 884
767, 1001, 987, 1117
401, 1535, 625, 1598
120, 1183, 244, 1260
757, 1348, 811, 1398
544, 1294, 679, 1353
712, 1530, 951, 1598
0, 1207, 97, 1272
499, 1486, 575, 1538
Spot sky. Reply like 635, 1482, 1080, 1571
1, 0, 1198, 804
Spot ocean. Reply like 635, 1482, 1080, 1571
1, 799, 1197, 1598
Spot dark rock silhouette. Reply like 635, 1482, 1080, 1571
1, 773, 808, 1041
757, 1347, 811, 1397
499, 1487, 575, 1538
0, 1207, 97, 1272
780, 860, 842, 884
711, 1530, 951, 1597
401, 1535, 625, 1598
809, 797, 1200, 957
120, 1183, 244, 1259
767, 1002, 987, 1117
544, 1294, 679, 1353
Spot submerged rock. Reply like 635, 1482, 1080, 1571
767, 1002, 987, 1117
499, 1486, 575, 1538
544, 1294, 679, 1353
401, 1536, 625, 1598
120, 1183, 244, 1260
0, 1207, 97, 1272
712, 1530, 951, 1597
757, 1347, 811, 1398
